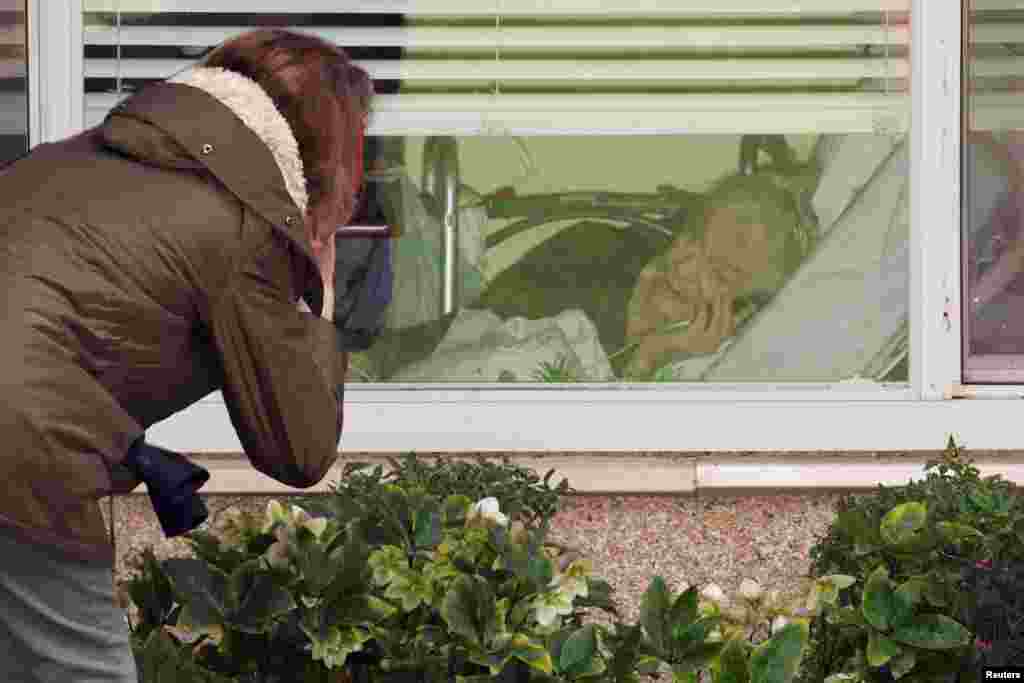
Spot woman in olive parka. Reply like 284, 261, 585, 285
0, 29, 379, 681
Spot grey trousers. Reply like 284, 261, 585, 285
0, 530, 138, 682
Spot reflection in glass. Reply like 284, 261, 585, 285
0, 0, 26, 164
358, 131, 910, 384
963, 1, 1024, 378
82, 6, 912, 384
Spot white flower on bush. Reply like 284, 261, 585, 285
302, 516, 329, 540
700, 583, 728, 605
532, 588, 574, 626
265, 525, 292, 570
548, 557, 591, 601
263, 500, 297, 533
259, 500, 331, 570
770, 615, 790, 635
468, 497, 509, 527
214, 507, 251, 549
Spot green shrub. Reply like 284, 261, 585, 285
294, 452, 573, 534
125, 486, 835, 683
798, 436, 1023, 682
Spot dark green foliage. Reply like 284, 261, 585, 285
798, 436, 1024, 683
296, 451, 574, 533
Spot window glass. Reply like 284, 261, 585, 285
83, 4, 911, 384
0, 0, 27, 164
962, 0, 1024, 382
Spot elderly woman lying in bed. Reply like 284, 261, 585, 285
623, 164, 818, 378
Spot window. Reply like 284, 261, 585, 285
83, 1, 911, 384
962, 0, 1024, 383
44, 2, 986, 452
0, 0, 26, 165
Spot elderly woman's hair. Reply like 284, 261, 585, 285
201, 29, 374, 248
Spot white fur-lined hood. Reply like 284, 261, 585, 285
169, 66, 309, 217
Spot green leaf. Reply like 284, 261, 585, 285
415, 508, 443, 549
560, 624, 599, 676
866, 631, 903, 667
326, 593, 395, 626
128, 550, 176, 628
639, 576, 672, 654
669, 586, 700, 629
508, 598, 534, 632
749, 621, 808, 683
230, 572, 296, 633
507, 633, 554, 675
890, 614, 971, 650
714, 638, 751, 683
836, 510, 880, 547
861, 565, 895, 632
890, 582, 918, 630
526, 554, 554, 593
935, 521, 983, 544
880, 502, 928, 546
825, 607, 866, 628
670, 667, 700, 682
442, 495, 473, 527
674, 641, 725, 673
606, 622, 646, 683
968, 490, 995, 513
636, 655, 662, 675
295, 538, 334, 595
416, 624, 448, 648
673, 616, 720, 655
888, 650, 917, 679
324, 533, 372, 601
136, 628, 177, 683
440, 574, 495, 647
161, 558, 228, 629
921, 579, 948, 608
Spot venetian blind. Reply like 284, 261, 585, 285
0, 0, 25, 137
82, 0, 913, 136
969, 2, 1024, 133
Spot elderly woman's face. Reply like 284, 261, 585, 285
702, 205, 778, 294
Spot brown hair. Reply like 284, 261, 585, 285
201, 29, 374, 249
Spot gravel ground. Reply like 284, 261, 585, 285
103, 489, 846, 632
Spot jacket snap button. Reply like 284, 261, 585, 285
285, 216, 295, 225
201, 143, 214, 155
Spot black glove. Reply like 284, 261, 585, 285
122, 435, 210, 537
332, 234, 392, 351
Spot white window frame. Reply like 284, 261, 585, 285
31, 0, 1020, 454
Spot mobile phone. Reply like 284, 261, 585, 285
335, 224, 394, 238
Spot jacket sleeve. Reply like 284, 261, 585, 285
205, 222, 347, 489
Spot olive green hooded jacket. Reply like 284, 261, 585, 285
0, 66, 348, 567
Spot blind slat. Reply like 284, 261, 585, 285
85, 91, 908, 135
84, 25, 910, 50
85, 58, 908, 83
83, 0, 908, 16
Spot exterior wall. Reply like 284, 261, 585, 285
152, 448, 1024, 496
